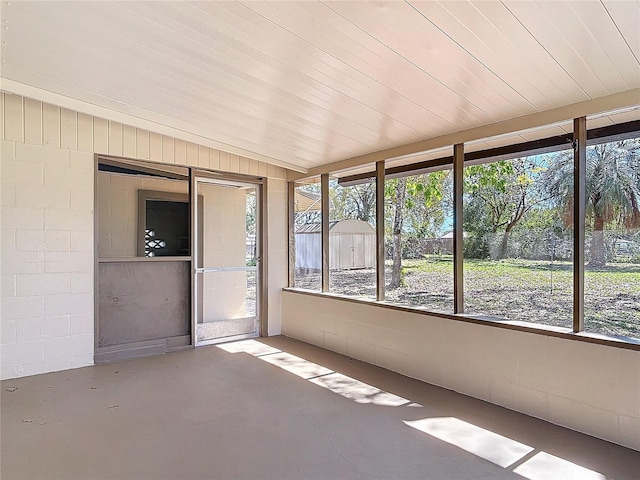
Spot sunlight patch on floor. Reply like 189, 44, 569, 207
216, 339, 281, 356
405, 417, 534, 468
310, 372, 411, 406
406, 417, 606, 479
220, 341, 608, 479
513, 452, 606, 480
217, 339, 415, 407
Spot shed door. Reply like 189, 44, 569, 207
352, 234, 365, 268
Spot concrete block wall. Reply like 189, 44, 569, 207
1, 141, 94, 378
266, 176, 287, 335
281, 291, 640, 451
1, 92, 288, 379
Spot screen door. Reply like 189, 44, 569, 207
193, 176, 260, 346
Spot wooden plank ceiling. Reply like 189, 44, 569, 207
1, 1, 639, 173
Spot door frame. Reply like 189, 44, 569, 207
94, 156, 193, 363
190, 169, 268, 347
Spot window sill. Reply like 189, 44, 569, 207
282, 288, 640, 351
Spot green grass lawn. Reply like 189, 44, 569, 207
296, 256, 639, 340
400, 256, 639, 339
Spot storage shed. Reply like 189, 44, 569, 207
295, 219, 376, 270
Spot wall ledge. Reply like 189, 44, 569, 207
283, 288, 640, 351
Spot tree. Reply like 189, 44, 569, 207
329, 181, 375, 222
545, 139, 640, 267
389, 177, 406, 288
404, 170, 451, 240
464, 158, 547, 259
385, 172, 450, 288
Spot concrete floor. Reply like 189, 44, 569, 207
1, 335, 639, 480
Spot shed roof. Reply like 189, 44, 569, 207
296, 221, 337, 234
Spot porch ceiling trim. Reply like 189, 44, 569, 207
291, 88, 640, 180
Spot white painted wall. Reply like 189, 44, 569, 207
1, 92, 288, 379
1, 141, 94, 378
281, 291, 640, 451
267, 177, 287, 336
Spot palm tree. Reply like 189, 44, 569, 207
545, 139, 640, 267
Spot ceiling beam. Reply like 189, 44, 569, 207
290, 88, 640, 181
337, 119, 640, 186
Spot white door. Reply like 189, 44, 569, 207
193, 176, 261, 346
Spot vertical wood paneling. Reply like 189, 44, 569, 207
136, 129, 150, 159
219, 151, 230, 171
24, 98, 43, 145
229, 154, 240, 173
123, 125, 136, 158
93, 118, 109, 154
162, 136, 174, 164
108, 121, 123, 156
258, 161, 268, 177
60, 108, 77, 150
174, 139, 187, 166
249, 159, 259, 175
198, 146, 209, 168
149, 132, 162, 161
239, 156, 250, 174
209, 148, 220, 170
77, 113, 93, 152
1, 93, 274, 183
186, 142, 198, 166
42, 103, 61, 147
4, 94, 24, 142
